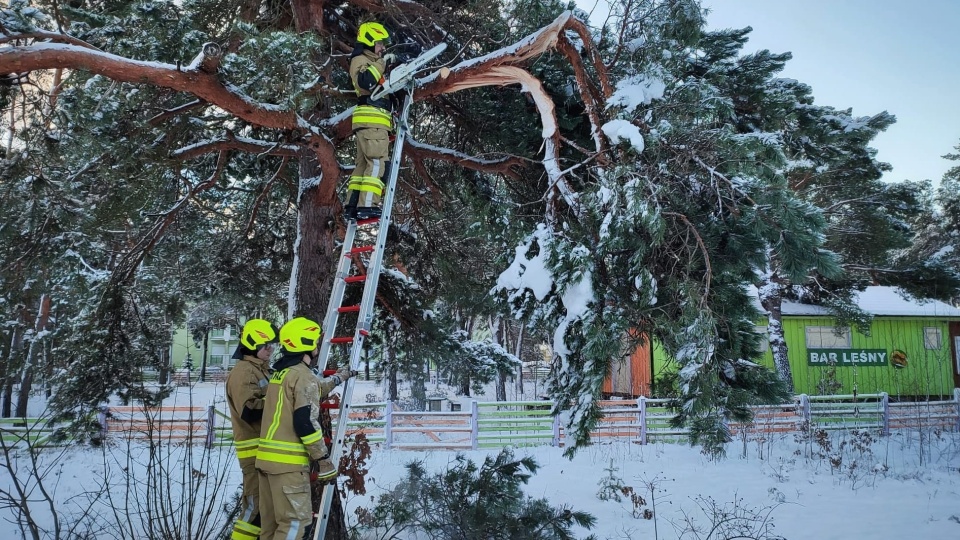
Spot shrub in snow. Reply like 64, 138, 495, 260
356, 448, 596, 539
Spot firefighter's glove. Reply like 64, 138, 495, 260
383, 53, 398, 66
335, 366, 357, 383
311, 457, 337, 483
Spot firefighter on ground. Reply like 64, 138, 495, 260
225, 318, 279, 540
345, 21, 395, 221
256, 317, 356, 540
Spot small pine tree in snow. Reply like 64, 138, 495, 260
358, 448, 596, 540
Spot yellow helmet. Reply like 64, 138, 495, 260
279, 317, 322, 353
357, 22, 390, 47
240, 319, 278, 350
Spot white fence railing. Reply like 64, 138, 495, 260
6, 390, 958, 449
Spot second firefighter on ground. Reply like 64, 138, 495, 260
256, 317, 356, 540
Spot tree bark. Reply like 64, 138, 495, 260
15, 295, 50, 417
514, 324, 525, 398
490, 316, 506, 402
758, 274, 794, 393
286, 148, 339, 320
199, 328, 209, 383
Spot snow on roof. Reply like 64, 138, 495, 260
751, 285, 960, 317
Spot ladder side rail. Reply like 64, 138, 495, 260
316, 223, 360, 371
315, 86, 414, 540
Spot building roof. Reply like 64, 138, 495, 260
752, 286, 960, 317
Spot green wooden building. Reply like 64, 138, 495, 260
753, 287, 960, 398
644, 287, 960, 398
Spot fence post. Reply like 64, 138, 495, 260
384, 400, 394, 449
880, 392, 890, 436
98, 406, 108, 441
799, 394, 811, 430
470, 400, 479, 451
551, 411, 561, 448
954, 388, 960, 432
206, 405, 215, 448
638, 397, 647, 445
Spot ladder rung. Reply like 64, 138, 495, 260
329, 336, 354, 344
338, 305, 361, 313
350, 246, 374, 254
344, 275, 367, 284
357, 217, 380, 225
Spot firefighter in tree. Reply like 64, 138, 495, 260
256, 317, 355, 540
225, 318, 278, 540
344, 21, 394, 220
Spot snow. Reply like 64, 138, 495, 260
750, 285, 960, 317
608, 74, 667, 110
417, 12, 573, 86
601, 119, 645, 153
493, 224, 555, 303
4, 390, 959, 540
551, 267, 595, 358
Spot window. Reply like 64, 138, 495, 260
804, 326, 851, 348
923, 327, 942, 350
211, 354, 229, 367
755, 326, 769, 352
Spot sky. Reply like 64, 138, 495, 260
579, 0, 960, 185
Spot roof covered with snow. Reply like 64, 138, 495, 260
751, 286, 960, 318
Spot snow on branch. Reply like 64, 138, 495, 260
413, 12, 613, 214
172, 134, 302, 160
405, 138, 527, 180
0, 42, 299, 130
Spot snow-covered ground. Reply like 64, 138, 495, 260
3, 380, 960, 539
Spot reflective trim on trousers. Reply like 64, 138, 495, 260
348, 176, 385, 196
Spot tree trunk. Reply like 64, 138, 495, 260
14, 367, 33, 418
287, 153, 339, 320
387, 352, 398, 402
411, 367, 426, 411
514, 324, 525, 398
200, 328, 209, 383
16, 295, 50, 417
758, 275, 794, 393
490, 316, 506, 402
158, 346, 170, 386
288, 142, 346, 539
2, 381, 12, 418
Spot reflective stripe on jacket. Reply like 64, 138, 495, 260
255, 361, 330, 474
349, 50, 392, 131
225, 355, 270, 467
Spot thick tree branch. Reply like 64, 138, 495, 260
172, 134, 302, 160
556, 36, 607, 158
0, 42, 300, 130
0, 31, 102, 51
405, 138, 526, 180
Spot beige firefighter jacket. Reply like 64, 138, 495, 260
225, 354, 271, 467
255, 359, 339, 474
349, 50, 392, 131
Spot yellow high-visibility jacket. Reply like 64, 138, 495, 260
349, 49, 392, 131
255, 357, 338, 474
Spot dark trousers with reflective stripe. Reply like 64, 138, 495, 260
259, 470, 312, 540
